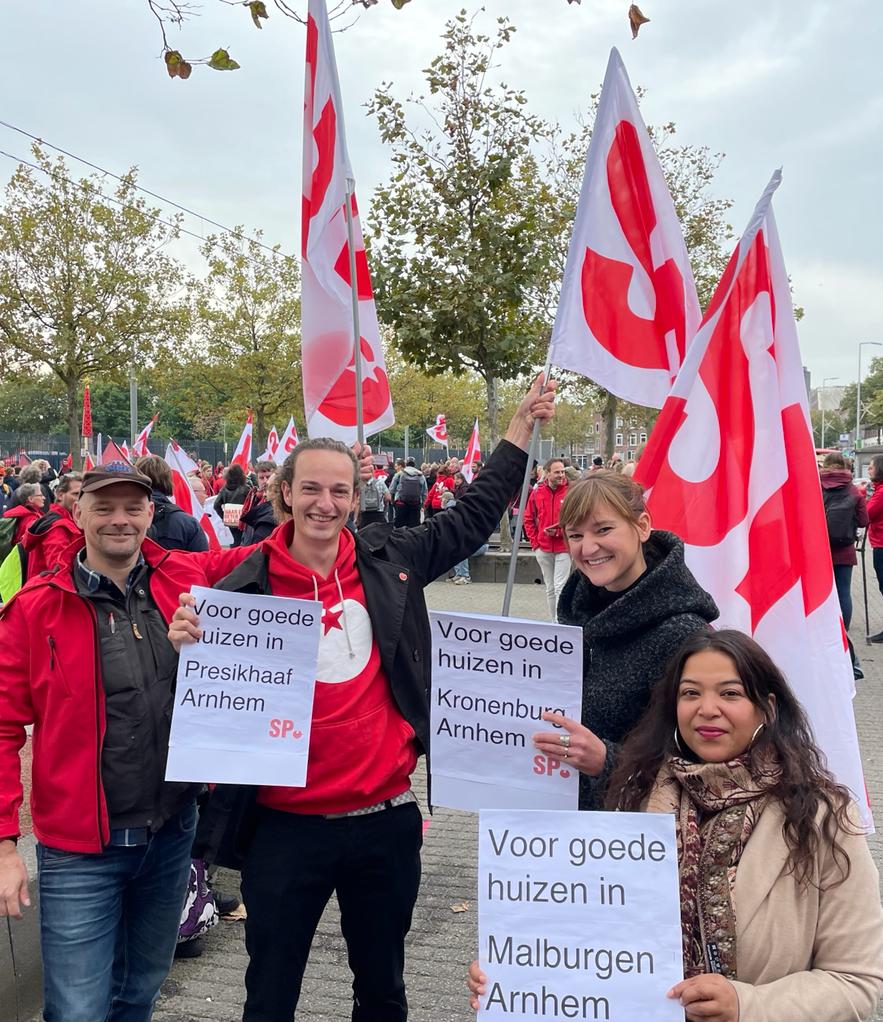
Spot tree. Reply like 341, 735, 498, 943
385, 356, 485, 446
0, 145, 185, 465
188, 230, 302, 452
368, 12, 557, 444
0, 376, 68, 435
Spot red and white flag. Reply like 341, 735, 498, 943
17, 451, 31, 467
462, 419, 481, 483
81, 385, 93, 438
275, 416, 300, 465
259, 425, 280, 464
426, 414, 448, 448
132, 414, 159, 457
119, 441, 132, 463
548, 48, 701, 408
635, 171, 869, 826
82, 452, 95, 472
164, 442, 222, 550
300, 0, 394, 442
101, 439, 132, 466
231, 412, 253, 471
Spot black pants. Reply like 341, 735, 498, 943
394, 505, 420, 529
241, 803, 423, 1021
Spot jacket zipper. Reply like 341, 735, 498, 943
87, 602, 105, 848
47, 635, 56, 669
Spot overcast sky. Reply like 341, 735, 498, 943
2, 0, 881, 390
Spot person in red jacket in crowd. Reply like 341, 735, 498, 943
1, 482, 45, 544
523, 457, 570, 620
0, 463, 258, 1022
865, 455, 883, 643
424, 465, 455, 520
20, 470, 83, 579
168, 376, 557, 1022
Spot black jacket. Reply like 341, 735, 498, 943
557, 530, 718, 809
239, 495, 277, 546
213, 482, 252, 517
193, 439, 528, 867
147, 492, 208, 553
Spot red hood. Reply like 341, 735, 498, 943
2, 505, 40, 521
820, 469, 855, 490
261, 520, 356, 594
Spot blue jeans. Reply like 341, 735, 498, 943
37, 803, 197, 1022
833, 563, 854, 630
453, 543, 488, 579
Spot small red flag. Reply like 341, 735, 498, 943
81, 385, 93, 438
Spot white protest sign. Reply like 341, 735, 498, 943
429, 612, 582, 811
479, 809, 683, 1021
166, 586, 322, 786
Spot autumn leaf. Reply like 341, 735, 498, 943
208, 48, 241, 71
165, 50, 183, 77
628, 4, 650, 38
450, 901, 470, 913
391, 0, 412, 9
247, 1, 269, 29
178, 60, 192, 80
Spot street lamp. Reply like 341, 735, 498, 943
820, 376, 839, 449
856, 342, 883, 477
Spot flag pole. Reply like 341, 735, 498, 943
501, 356, 553, 617
343, 180, 365, 447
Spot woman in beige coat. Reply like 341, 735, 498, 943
469, 629, 883, 1021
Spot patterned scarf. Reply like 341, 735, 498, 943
647, 754, 780, 979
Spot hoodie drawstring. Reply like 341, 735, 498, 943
334, 569, 355, 659
312, 571, 355, 659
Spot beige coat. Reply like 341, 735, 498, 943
654, 795, 883, 1021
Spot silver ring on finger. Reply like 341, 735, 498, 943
559, 734, 571, 749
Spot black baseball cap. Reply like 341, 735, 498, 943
80, 462, 153, 496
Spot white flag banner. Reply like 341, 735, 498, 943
462, 418, 481, 483
301, 0, 394, 442
636, 171, 870, 827
275, 416, 300, 465
548, 48, 700, 408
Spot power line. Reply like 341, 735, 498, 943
0, 118, 296, 260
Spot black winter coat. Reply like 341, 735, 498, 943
556, 530, 718, 809
239, 496, 277, 546
193, 439, 528, 867
147, 492, 209, 553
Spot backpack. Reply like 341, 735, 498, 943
823, 487, 858, 548
0, 517, 18, 565
398, 471, 423, 506
361, 478, 384, 513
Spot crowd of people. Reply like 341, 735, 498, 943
1, 386, 882, 1022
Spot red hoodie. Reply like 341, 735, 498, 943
256, 523, 417, 815
21, 503, 82, 578
2, 504, 42, 545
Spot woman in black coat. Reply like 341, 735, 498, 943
532, 471, 719, 809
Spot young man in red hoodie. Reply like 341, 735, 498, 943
170, 375, 557, 1022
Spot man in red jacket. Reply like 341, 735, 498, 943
0, 463, 252, 1022
20, 470, 84, 579
523, 457, 570, 619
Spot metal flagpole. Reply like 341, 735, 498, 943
343, 181, 365, 447
501, 356, 553, 617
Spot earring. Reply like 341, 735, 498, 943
749, 722, 765, 747
673, 727, 684, 754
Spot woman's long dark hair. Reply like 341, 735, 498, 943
605, 629, 858, 888
225, 464, 247, 488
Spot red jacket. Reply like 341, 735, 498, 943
21, 503, 81, 578
0, 537, 251, 852
867, 485, 883, 549
523, 480, 568, 553
2, 505, 41, 546
425, 474, 454, 510
820, 469, 868, 566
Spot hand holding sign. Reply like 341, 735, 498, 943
532, 711, 608, 777
169, 592, 203, 650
